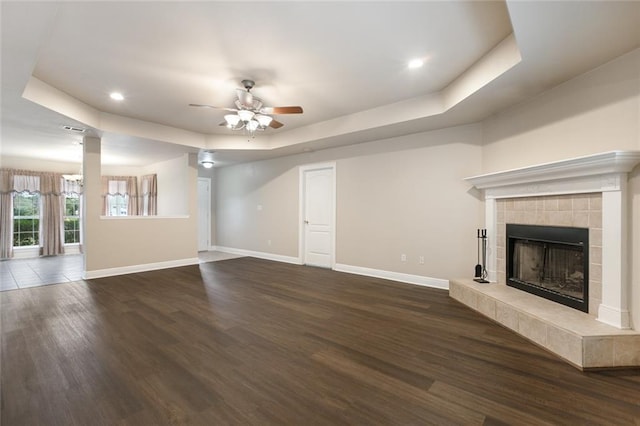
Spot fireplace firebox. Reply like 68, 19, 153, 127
506, 224, 589, 312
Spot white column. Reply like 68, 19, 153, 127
598, 175, 631, 329
81, 136, 101, 278
485, 197, 497, 282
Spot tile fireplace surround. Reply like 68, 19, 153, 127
453, 151, 640, 369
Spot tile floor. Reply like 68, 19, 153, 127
0, 251, 245, 292
1, 255, 83, 291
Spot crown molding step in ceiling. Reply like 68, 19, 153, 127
2, 1, 639, 166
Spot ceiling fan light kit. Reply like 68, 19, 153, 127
190, 79, 303, 139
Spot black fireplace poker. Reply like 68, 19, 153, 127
474, 228, 490, 283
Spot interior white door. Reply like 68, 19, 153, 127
302, 166, 334, 268
197, 178, 211, 252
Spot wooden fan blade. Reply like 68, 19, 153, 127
269, 119, 284, 129
189, 103, 237, 112
261, 106, 303, 114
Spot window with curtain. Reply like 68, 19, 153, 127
1, 168, 83, 259
64, 194, 80, 243
102, 176, 138, 216
13, 191, 40, 247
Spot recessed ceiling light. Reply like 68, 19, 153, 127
408, 58, 424, 69
110, 92, 124, 101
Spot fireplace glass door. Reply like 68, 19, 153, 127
512, 240, 584, 300
507, 224, 588, 312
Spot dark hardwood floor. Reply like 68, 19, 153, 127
1, 257, 639, 425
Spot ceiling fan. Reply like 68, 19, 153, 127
189, 79, 303, 134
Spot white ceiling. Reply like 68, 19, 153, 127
1, 1, 639, 168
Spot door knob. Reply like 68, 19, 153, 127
304, 220, 309, 224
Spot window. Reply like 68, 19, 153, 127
13, 192, 40, 247
64, 194, 80, 243
107, 194, 128, 216
105, 178, 132, 216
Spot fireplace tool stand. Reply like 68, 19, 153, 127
474, 228, 489, 283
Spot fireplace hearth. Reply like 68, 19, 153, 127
507, 224, 589, 312
457, 151, 640, 368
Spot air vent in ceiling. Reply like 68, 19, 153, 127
62, 125, 86, 132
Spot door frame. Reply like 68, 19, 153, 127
197, 177, 211, 251
298, 162, 336, 267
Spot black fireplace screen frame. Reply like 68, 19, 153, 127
506, 224, 589, 313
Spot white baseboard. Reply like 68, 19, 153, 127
214, 246, 302, 265
12, 247, 40, 259
12, 245, 81, 259
209, 247, 447, 290
83, 257, 200, 280
333, 263, 449, 290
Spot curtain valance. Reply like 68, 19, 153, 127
101, 176, 138, 197
0, 168, 84, 195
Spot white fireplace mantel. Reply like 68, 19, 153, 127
465, 150, 640, 329
466, 151, 640, 193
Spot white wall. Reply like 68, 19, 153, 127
481, 48, 640, 329
216, 124, 484, 281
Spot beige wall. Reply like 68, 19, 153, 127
481, 48, 640, 329
83, 138, 198, 273
152, 155, 189, 216
216, 48, 639, 326
482, 49, 639, 172
216, 155, 300, 256
216, 124, 484, 280
336, 129, 482, 278
103, 155, 189, 216
0, 155, 80, 173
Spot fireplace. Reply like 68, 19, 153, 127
506, 224, 589, 312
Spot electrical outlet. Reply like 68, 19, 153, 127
401, 254, 407, 262
419, 256, 425, 264
267, 239, 272, 246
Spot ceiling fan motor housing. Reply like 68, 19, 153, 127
241, 79, 255, 91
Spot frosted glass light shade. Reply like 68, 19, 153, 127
256, 114, 273, 127
237, 110, 255, 122
247, 119, 259, 132
224, 114, 240, 126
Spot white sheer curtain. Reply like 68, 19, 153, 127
102, 176, 138, 216
61, 178, 83, 196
